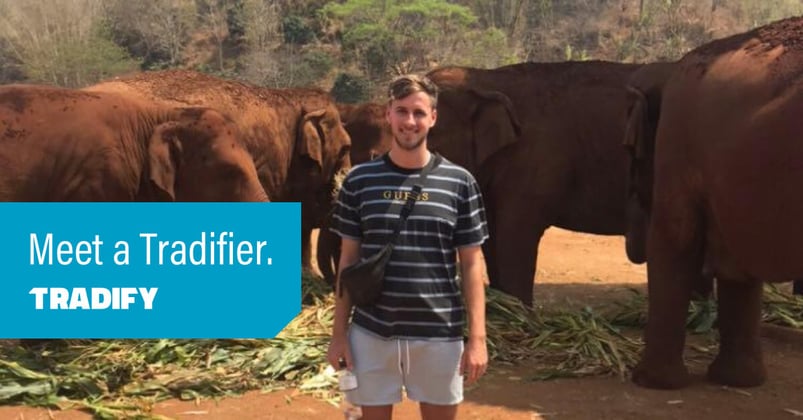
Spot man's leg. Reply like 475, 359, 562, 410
346, 326, 404, 419
404, 339, 464, 419
793, 280, 803, 295
361, 405, 393, 420
420, 402, 457, 420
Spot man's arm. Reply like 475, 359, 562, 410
327, 237, 361, 370
459, 245, 488, 384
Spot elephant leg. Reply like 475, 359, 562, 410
793, 279, 803, 295
632, 196, 703, 389
317, 228, 341, 288
301, 226, 316, 275
707, 279, 766, 387
481, 203, 500, 290
485, 198, 546, 307
693, 263, 715, 301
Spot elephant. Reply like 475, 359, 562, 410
0, 83, 268, 202
316, 101, 393, 285
85, 70, 352, 272
621, 62, 678, 264
424, 61, 650, 306
623, 16, 803, 389
336, 102, 393, 164
625, 61, 737, 304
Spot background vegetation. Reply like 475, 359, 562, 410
0, 0, 801, 102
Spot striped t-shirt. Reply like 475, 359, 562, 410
330, 152, 489, 341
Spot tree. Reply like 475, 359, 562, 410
331, 72, 370, 103
233, 0, 282, 52
104, 0, 197, 69
0, 0, 139, 87
0, 38, 25, 84
282, 14, 316, 45
319, 0, 512, 80
198, 1, 227, 72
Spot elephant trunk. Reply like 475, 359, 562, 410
329, 166, 349, 202
625, 196, 648, 264
317, 227, 341, 287
251, 185, 270, 202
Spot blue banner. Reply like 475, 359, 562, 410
0, 203, 301, 339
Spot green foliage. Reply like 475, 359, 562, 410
737, 0, 803, 28
320, 0, 386, 23
320, 0, 487, 78
331, 72, 371, 103
302, 50, 334, 80
37, 30, 136, 87
103, 0, 198, 69
71, 23, 141, 85
0, 39, 24, 84
564, 44, 591, 61
4, 0, 803, 88
194, 62, 240, 81
241, 47, 334, 89
283, 14, 316, 45
458, 26, 519, 67
226, 0, 247, 40
389, 0, 477, 29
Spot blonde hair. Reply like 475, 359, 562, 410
387, 74, 438, 108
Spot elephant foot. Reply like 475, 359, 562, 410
631, 359, 691, 389
707, 353, 766, 387
302, 266, 322, 278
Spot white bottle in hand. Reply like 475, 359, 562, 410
338, 360, 361, 419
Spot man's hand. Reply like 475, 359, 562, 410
458, 245, 488, 385
461, 336, 488, 384
328, 237, 361, 371
327, 334, 353, 370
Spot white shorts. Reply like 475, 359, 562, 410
345, 324, 464, 406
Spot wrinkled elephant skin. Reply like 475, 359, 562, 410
627, 16, 803, 389
425, 62, 648, 306
0, 84, 267, 202
86, 70, 352, 270
337, 102, 393, 164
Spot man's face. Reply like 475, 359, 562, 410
386, 91, 437, 151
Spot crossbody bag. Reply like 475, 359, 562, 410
338, 153, 439, 306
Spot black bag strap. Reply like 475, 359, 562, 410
390, 152, 439, 240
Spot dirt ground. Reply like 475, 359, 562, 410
2, 228, 802, 420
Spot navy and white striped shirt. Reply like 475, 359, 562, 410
330, 152, 489, 341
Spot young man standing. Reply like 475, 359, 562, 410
327, 74, 489, 420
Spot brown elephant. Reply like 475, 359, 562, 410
316, 101, 393, 285
425, 61, 649, 306
0, 84, 267, 202
628, 62, 803, 301
336, 102, 393, 164
624, 62, 730, 303
622, 62, 678, 264
85, 70, 352, 272
625, 16, 803, 389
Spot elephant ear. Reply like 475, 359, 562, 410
297, 108, 327, 171
623, 86, 648, 160
147, 121, 183, 201
336, 103, 357, 125
468, 89, 522, 168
